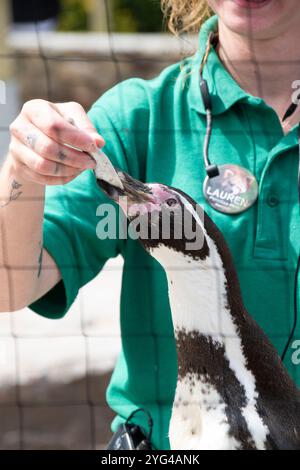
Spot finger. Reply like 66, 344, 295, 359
54, 102, 105, 148
9, 138, 83, 178
10, 117, 96, 170
15, 160, 78, 186
22, 100, 99, 152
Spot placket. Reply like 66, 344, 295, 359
254, 130, 298, 260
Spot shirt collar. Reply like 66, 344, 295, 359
188, 15, 251, 116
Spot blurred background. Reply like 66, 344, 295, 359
0, 0, 197, 449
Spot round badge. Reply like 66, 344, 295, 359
203, 164, 258, 215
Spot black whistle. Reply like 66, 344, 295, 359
200, 78, 212, 112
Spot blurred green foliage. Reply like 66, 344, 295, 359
58, 0, 88, 31
58, 0, 163, 32
114, 0, 163, 32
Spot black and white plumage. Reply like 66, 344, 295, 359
97, 170, 300, 450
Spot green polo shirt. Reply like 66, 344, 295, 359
30, 15, 300, 450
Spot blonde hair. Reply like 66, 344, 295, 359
161, 0, 212, 35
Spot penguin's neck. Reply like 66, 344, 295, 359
152, 239, 270, 450
152, 240, 242, 342
151, 238, 261, 407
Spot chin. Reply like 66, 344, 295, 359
212, 0, 288, 39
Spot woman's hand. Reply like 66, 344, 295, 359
0, 99, 105, 311
8, 99, 104, 185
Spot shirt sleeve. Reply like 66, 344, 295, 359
29, 81, 148, 319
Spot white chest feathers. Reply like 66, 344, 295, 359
169, 375, 240, 450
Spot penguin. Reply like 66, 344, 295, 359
96, 169, 300, 451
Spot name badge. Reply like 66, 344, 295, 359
203, 164, 258, 215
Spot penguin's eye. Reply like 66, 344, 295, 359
165, 197, 178, 207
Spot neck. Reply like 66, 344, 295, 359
217, 20, 300, 124
151, 231, 246, 344
155, 238, 269, 450
161, 241, 240, 341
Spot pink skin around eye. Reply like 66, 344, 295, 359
117, 184, 174, 217
148, 184, 174, 203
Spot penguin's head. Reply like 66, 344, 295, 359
97, 171, 210, 267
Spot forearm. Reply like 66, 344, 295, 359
0, 99, 101, 311
0, 157, 48, 311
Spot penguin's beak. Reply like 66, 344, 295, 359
96, 169, 154, 205
92, 148, 153, 205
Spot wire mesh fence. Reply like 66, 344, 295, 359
1, 0, 299, 453
0, 0, 190, 450
0, 261, 123, 449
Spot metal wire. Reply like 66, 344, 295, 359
1, 0, 193, 452
0, 0, 127, 451
0, 0, 298, 453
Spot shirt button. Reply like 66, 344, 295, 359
267, 195, 279, 207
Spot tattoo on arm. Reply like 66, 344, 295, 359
37, 241, 43, 278
0, 180, 23, 208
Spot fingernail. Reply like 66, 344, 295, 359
96, 138, 105, 148
91, 133, 105, 149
